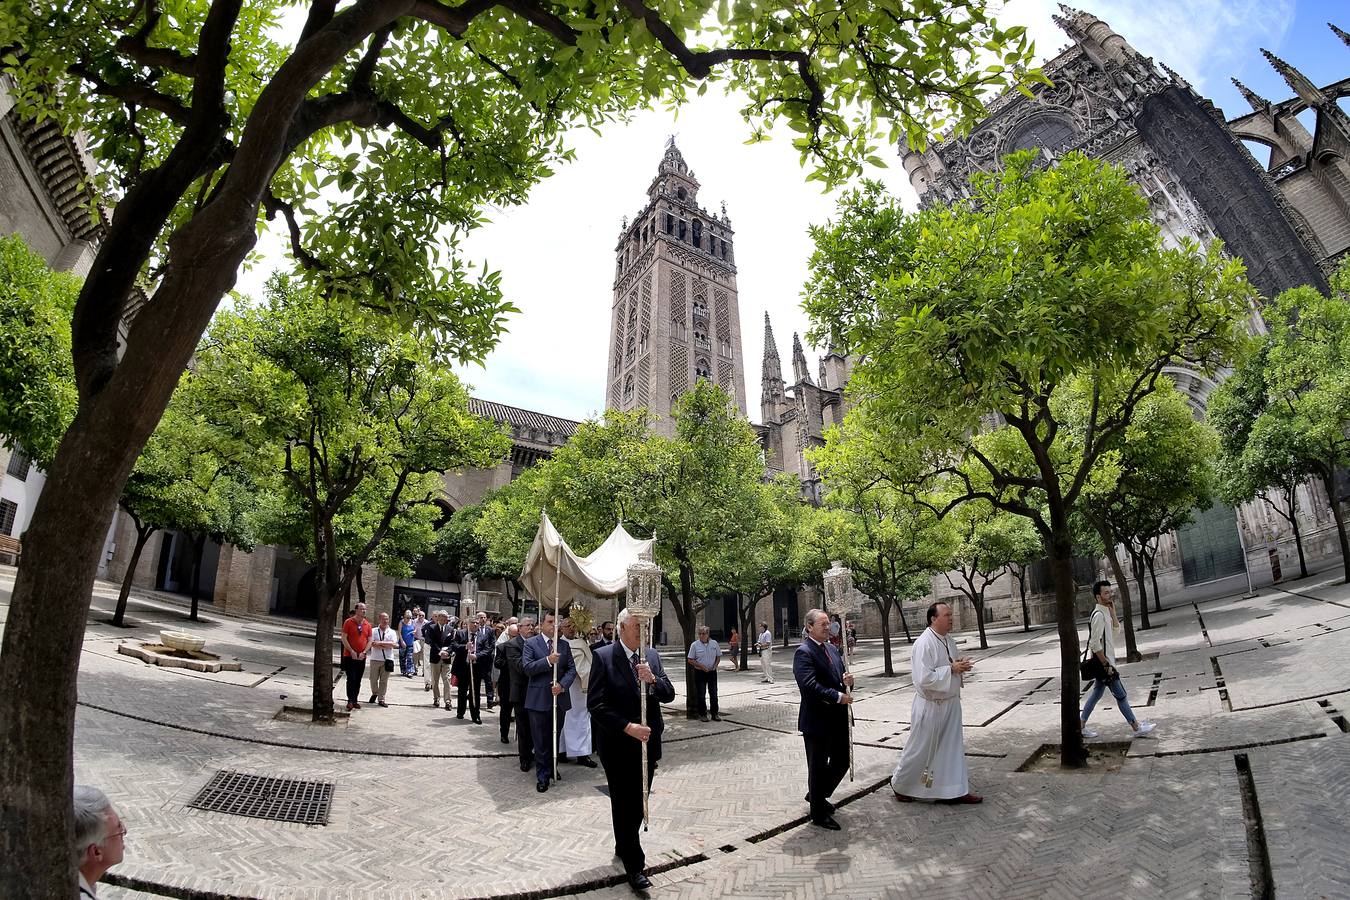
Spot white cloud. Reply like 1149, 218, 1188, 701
1001, 0, 1295, 93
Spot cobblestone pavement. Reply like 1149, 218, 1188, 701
3, 567, 1349, 899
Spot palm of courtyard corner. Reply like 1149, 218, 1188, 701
12, 568, 1344, 899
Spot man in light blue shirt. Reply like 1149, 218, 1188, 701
687, 625, 722, 722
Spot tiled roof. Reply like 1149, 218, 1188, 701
468, 397, 580, 438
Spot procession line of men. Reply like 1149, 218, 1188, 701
105, 584, 1153, 897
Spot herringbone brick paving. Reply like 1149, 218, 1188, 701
3, 566, 1349, 898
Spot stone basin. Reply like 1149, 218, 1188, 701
160, 630, 207, 652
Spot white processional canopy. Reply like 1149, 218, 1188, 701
520, 511, 654, 603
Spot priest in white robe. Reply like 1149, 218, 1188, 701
891, 601, 982, 804
560, 616, 597, 767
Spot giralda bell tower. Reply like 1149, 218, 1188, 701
604, 139, 748, 437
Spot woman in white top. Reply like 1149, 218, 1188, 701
367, 612, 400, 708
1080, 581, 1156, 739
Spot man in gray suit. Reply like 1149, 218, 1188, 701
523, 610, 576, 792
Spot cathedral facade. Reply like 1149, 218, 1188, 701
899, 6, 1350, 629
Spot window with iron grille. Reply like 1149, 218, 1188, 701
6, 446, 31, 480
0, 499, 17, 537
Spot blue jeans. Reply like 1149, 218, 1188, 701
399, 645, 416, 675
1081, 672, 1137, 726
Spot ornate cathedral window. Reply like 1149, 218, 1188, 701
1007, 116, 1076, 156
695, 357, 712, 380
624, 373, 635, 402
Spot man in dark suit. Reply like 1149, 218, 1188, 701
493, 623, 518, 744
588, 607, 677, 893
590, 620, 615, 651
498, 617, 536, 769
451, 618, 490, 723
523, 610, 576, 791
794, 607, 855, 830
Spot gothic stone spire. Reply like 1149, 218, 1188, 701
762, 312, 785, 407
791, 332, 814, 386
1232, 77, 1272, 113
1330, 23, 1350, 49
1261, 48, 1330, 107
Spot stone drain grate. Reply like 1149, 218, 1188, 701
188, 770, 334, 825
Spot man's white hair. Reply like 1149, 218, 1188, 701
73, 785, 113, 863
616, 607, 634, 629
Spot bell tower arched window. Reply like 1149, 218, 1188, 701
691, 218, 702, 249
695, 357, 712, 380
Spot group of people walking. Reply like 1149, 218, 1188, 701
329, 580, 1158, 893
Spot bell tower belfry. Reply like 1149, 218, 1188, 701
604, 139, 747, 436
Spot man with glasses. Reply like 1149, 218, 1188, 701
74, 785, 125, 897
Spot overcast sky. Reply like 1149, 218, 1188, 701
237, 0, 1339, 424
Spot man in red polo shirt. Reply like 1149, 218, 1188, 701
341, 602, 372, 711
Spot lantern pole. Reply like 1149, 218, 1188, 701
626, 550, 663, 829
823, 561, 860, 782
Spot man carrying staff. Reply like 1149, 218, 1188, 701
523, 610, 576, 792
588, 607, 676, 893
794, 608, 854, 830
890, 601, 982, 804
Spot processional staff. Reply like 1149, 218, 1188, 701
625, 550, 663, 830
823, 560, 862, 782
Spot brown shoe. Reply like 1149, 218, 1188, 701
938, 793, 983, 805
893, 792, 915, 803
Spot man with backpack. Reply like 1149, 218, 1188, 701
1081, 580, 1157, 739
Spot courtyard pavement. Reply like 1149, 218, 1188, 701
2, 566, 1348, 899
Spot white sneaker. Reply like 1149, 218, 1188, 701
1081, 726, 1098, 739
1133, 721, 1156, 738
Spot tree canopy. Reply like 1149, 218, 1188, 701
0, 233, 78, 468
804, 151, 1254, 764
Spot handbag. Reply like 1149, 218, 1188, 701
384, 658, 395, 673
1079, 610, 1106, 682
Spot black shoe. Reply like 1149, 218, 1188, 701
628, 872, 652, 892
536, 781, 549, 793
472, 718, 482, 725
700, 714, 710, 722
501, 736, 510, 744
377, 700, 388, 708
811, 815, 842, 831
559, 754, 570, 764
804, 794, 836, 813
711, 713, 722, 721
456, 714, 464, 719
574, 755, 598, 768
520, 760, 531, 772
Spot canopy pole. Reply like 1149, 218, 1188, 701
552, 551, 562, 783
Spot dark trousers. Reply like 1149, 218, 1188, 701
692, 669, 719, 715
341, 657, 366, 706
499, 694, 515, 740
475, 665, 494, 705
600, 747, 658, 876
515, 701, 534, 766
456, 668, 481, 720
803, 730, 849, 822
528, 707, 566, 784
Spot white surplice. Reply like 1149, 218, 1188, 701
890, 626, 969, 800
561, 639, 593, 756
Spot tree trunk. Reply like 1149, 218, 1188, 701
1320, 467, 1350, 583
877, 600, 895, 676
1100, 535, 1140, 662
311, 521, 343, 723
1146, 548, 1162, 613
667, 562, 700, 719
112, 521, 156, 627
1129, 547, 1152, 630
188, 533, 206, 621
1014, 567, 1030, 632
968, 591, 989, 650
1287, 494, 1309, 579
1048, 525, 1086, 768
896, 600, 913, 643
